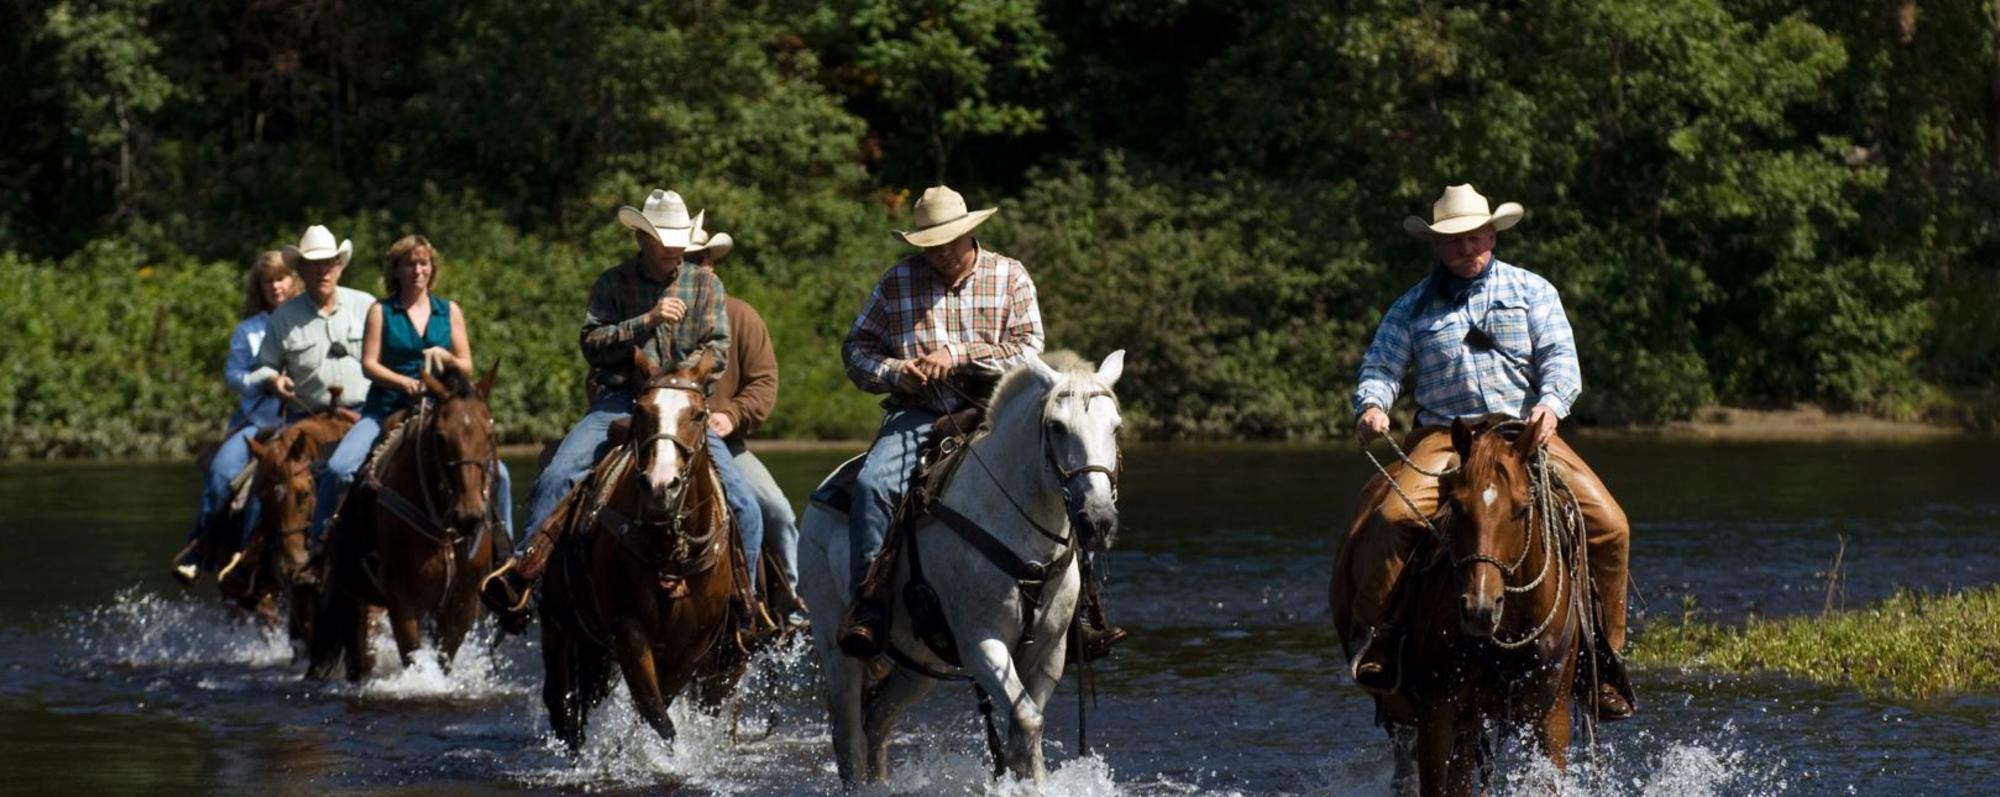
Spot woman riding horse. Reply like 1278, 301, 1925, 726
304, 234, 512, 680
173, 251, 298, 584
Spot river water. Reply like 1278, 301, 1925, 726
1, 440, 1995, 795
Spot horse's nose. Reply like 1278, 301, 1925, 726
1459, 593, 1502, 637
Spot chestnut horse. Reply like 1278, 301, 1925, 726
308, 368, 501, 681
1333, 415, 1591, 797
220, 409, 355, 657
539, 350, 743, 750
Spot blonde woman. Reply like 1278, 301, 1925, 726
175, 252, 300, 583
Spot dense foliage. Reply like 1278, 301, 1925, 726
3, 0, 1996, 457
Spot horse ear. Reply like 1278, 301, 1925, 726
1028, 351, 1060, 383
245, 436, 267, 461
476, 358, 500, 399
1096, 349, 1126, 386
632, 347, 658, 382
689, 348, 718, 382
1450, 418, 1475, 459
422, 369, 450, 397
1515, 413, 1548, 458
287, 432, 314, 462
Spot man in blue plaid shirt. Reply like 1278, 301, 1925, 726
1344, 184, 1634, 720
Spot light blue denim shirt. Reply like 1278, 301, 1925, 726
1353, 258, 1582, 427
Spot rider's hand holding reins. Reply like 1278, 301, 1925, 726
1356, 405, 1391, 445
1526, 404, 1558, 448
266, 373, 297, 401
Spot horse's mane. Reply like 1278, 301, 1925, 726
981, 350, 1093, 434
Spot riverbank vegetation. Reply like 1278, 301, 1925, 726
5, 1, 1999, 457
1632, 586, 2000, 700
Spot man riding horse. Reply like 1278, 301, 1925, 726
833, 185, 1123, 660
480, 188, 738, 624
1346, 184, 1635, 721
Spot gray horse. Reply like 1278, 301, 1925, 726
800, 350, 1126, 786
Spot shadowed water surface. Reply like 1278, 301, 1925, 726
0, 439, 1993, 795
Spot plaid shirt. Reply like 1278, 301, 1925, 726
581, 259, 729, 400
1353, 258, 1581, 427
843, 244, 1044, 413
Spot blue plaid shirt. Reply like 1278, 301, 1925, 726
1353, 258, 1581, 427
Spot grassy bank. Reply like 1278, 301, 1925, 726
1631, 586, 2000, 700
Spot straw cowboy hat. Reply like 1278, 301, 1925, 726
688, 226, 733, 262
281, 225, 353, 266
618, 189, 702, 249
892, 185, 996, 248
1402, 184, 1524, 238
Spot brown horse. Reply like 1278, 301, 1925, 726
221, 410, 355, 656
538, 349, 745, 750
1333, 415, 1590, 797
308, 367, 501, 681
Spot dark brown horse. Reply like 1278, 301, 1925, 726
308, 367, 501, 681
1334, 415, 1590, 797
221, 410, 355, 655
538, 350, 745, 750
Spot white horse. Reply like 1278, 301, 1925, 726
799, 349, 1126, 786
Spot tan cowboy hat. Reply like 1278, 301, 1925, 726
281, 224, 353, 266
688, 227, 733, 262
1402, 184, 1524, 238
892, 185, 997, 248
617, 189, 702, 249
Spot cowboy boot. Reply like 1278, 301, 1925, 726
1591, 634, 1638, 721
478, 556, 538, 635
1350, 623, 1404, 694
837, 587, 891, 659
1071, 578, 1127, 662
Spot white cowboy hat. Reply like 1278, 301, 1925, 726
688, 227, 733, 262
617, 189, 701, 249
1402, 184, 1524, 238
281, 224, 353, 266
892, 185, 997, 248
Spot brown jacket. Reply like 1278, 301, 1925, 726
711, 295, 778, 439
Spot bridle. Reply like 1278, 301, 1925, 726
956, 381, 1123, 551
1044, 387, 1123, 504
633, 375, 711, 495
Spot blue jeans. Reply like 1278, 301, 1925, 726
845, 407, 938, 593
314, 415, 383, 543
187, 424, 264, 549
313, 414, 515, 543
708, 429, 764, 592
521, 392, 636, 554
726, 437, 799, 594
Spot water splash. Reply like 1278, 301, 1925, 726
63, 585, 292, 669
351, 617, 526, 702
1314, 722, 1798, 797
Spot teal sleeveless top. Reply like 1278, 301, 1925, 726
362, 295, 455, 418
